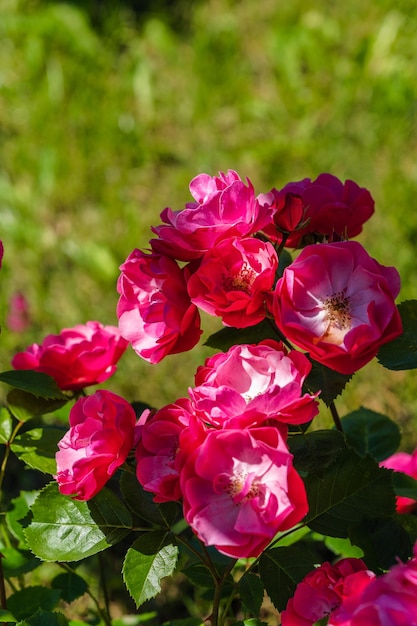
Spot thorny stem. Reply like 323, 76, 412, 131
212, 559, 237, 626
329, 401, 344, 432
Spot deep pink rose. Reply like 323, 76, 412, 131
380, 449, 417, 514
190, 340, 319, 428
117, 248, 202, 364
186, 237, 278, 328
135, 398, 193, 503
281, 558, 375, 626
12, 321, 128, 390
0, 240, 3, 267
272, 241, 402, 374
261, 174, 374, 248
329, 542, 417, 626
180, 426, 308, 558
257, 189, 305, 236
150, 170, 273, 261
55, 390, 137, 500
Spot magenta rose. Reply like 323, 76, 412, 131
151, 170, 273, 261
55, 390, 137, 500
380, 449, 417, 514
0, 240, 3, 267
189, 340, 319, 428
186, 236, 278, 328
135, 398, 193, 503
281, 558, 376, 626
12, 321, 128, 390
180, 425, 308, 558
329, 542, 417, 625
261, 174, 374, 248
272, 241, 402, 374
117, 248, 202, 364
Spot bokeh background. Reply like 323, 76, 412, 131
1, 0, 417, 445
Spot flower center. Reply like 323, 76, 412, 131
319, 289, 352, 344
228, 470, 260, 504
223, 263, 257, 293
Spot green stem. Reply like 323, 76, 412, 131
329, 401, 344, 432
0, 420, 24, 504
213, 559, 237, 626
59, 563, 112, 626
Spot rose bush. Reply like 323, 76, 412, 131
12, 320, 128, 390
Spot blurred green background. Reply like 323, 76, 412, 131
1, 0, 417, 444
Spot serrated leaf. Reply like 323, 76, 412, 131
289, 430, 347, 477
341, 408, 401, 461
16, 609, 69, 626
119, 471, 179, 528
7, 587, 61, 621
0, 407, 13, 443
305, 449, 396, 537
322, 536, 364, 559
7, 389, 67, 421
305, 360, 352, 406
6, 491, 39, 546
11, 427, 66, 474
123, 532, 178, 608
377, 300, 417, 370
0, 371, 66, 399
238, 573, 264, 616
259, 545, 318, 611
25, 482, 132, 561
204, 320, 278, 351
391, 471, 417, 500
51, 573, 88, 603
182, 562, 216, 590
0, 608, 17, 622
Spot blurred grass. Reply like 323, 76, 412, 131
1, 0, 417, 445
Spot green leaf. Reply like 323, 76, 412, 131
123, 532, 178, 608
305, 449, 396, 537
0, 407, 13, 443
25, 482, 132, 561
161, 620, 203, 626
7, 389, 67, 421
322, 536, 364, 559
392, 471, 417, 500
377, 300, 417, 370
182, 562, 216, 589
6, 491, 39, 547
51, 573, 88, 603
277, 249, 293, 277
238, 572, 264, 616
341, 408, 401, 462
259, 545, 318, 611
305, 360, 352, 406
0, 370, 66, 399
204, 320, 278, 352
0, 608, 17, 622
119, 471, 179, 528
7, 587, 61, 621
16, 609, 69, 626
1, 547, 41, 577
289, 430, 347, 477
232, 621, 268, 626
11, 427, 66, 474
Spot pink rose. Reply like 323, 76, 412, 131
135, 398, 193, 503
329, 542, 417, 625
180, 426, 308, 558
12, 321, 128, 390
281, 558, 376, 626
190, 340, 319, 428
117, 248, 202, 364
0, 240, 3, 267
7, 292, 30, 333
186, 236, 278, 328
257, 189, 304, 236
261, 174, 374, 248
55, 390, 137, 500
151, 170, 273, 261
380, 449, 417, 514
272, 241, 402, 374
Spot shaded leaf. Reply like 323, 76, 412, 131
259, 545, 318, 611
7, 389, 67, 421
305, 449, 396, 537
7, 587, 61, 621
204, 320, 278, 352
289, 430, 347, 477
341, 408, 401, 462
11, 427, 66, 474
25, 482, 132, 561
232, 621, 268, 626
392, 471, 417, 500
161, 620, 203, 626
51, 573, 88, 603
305, 360, 352, 406
123, 532, 178, 608
1, 547, 41, 577
0, 609, 17, 622
322, 536, 364, 559
16, 609, 69, 626
238, 572, 264, 616
120, 471, 179, 528
0, 371, 66, 399
377, 300, 417, 370
0, 407, 13, 443
6, 491, 39, 547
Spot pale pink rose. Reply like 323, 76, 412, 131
117, 248, 202, 364
180, 426, 308, 558
189, 340, 319, 428
261, 174, 374, 248
135, 398, 193, 503
281, 558, 375, 626
55, 390, 137, 500
380, 450, 417, 514
329, 542, 417, 625
151, 170, 273, 261
186, 237, 278, 328
7, 292, 31, 333
272, 241, 402, 374
12, 321, 128, 390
